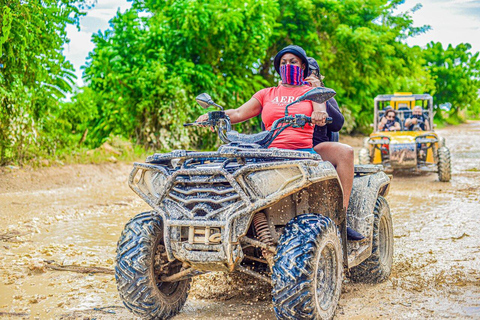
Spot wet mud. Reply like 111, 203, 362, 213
1, 121, 479, 319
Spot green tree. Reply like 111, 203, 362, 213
423, 42, 480, 121
79, 0, 278, 150
260, 0, 434, 131
80, 0, 433, 147
0, 0, 86, 164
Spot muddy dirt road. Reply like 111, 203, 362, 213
1, 121, 479, 319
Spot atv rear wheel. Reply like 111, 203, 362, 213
437, 147, 451, 182
272, 214, 343, 320
349, 196, 393, 283
115, 212, 190, 320
358, 147, 371, 165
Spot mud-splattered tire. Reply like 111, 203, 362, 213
272, 214, 343, 320
358, 147, 371, 165
438, 136, 446, 148
349, 196, 393, 283
363, 137, 370, 148
437, 147, 451, 182
115, 212, 190, 319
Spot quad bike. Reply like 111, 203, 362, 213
359, 93, 451, 182
115, 88, 394, 320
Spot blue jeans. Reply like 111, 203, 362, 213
295, 148, 317, 154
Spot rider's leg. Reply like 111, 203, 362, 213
313, 142, 354, 209
314, 142, 364, 241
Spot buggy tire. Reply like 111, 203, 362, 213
438, 136, 446, 148
272, 214, 343, 320
437, 147, 451, 182
358, 147, 371, 165
115, 212, 190, 320
349, 196, 393, 283
363, 137, 370, 148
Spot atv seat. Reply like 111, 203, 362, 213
226, 130, 272, 146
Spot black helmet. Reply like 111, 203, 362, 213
307, 57, 320, 77
274, 45, 309, 76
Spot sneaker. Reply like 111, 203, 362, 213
347, 227, 365, 241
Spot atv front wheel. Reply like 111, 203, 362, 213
272, 214, 343, 320
437, 147, 451, 182
358, 147, 371, 165
349, 196, 393, 283
115, 212, 190, 319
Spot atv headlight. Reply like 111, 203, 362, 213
142, 170, 167, 198
245, 167, 304, 198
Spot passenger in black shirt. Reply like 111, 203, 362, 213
305, 57, 363, 241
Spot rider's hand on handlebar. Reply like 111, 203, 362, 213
311, 110, 328, 126
195, 114, 209, 126
194, 114, 215, 131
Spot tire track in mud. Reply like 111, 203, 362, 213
0, 122, 479, 319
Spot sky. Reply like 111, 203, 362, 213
64, 0, 480, 88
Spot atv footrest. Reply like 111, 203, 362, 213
354, 165, 384, 175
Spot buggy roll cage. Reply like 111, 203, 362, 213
373, 93, 434, 132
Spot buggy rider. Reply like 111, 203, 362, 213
379, 109, 401, 132
405, 106, 430, 131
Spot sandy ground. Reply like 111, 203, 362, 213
0, 121, 479, 319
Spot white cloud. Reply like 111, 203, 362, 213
397, 0, 480, 53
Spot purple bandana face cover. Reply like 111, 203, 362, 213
280, 64, 305, 86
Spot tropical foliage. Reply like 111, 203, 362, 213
423, 42, 480, 121
1, 0, 479, 165
0, 0, 86, 164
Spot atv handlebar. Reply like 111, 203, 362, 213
183, 122, 209, 127
184, 111, 333, 147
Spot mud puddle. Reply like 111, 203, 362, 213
1, 122, 479, 319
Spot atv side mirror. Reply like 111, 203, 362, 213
284, 87, 336, 116
195, 93, 224, 110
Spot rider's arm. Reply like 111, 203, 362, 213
393, 121, 401, 131
195, 97, 262, 124
378, 117, 387, 131
404, 117, 413, 128
326, 98, 344, 132
311, 101, 328, 126
225, 98, 262, 124
424, 119, 430, 131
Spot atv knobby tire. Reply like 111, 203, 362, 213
358, 147, 371, 165
115, 212, 190, 319
349, 196, 393, 283
437, 147, 451, 182
272, 214, 343, 320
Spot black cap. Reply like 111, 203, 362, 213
274, 45, 309, 76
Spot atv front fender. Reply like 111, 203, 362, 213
347, 168, 390, 243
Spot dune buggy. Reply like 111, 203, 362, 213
358, 93, 451, 182
115, 88, 394, 319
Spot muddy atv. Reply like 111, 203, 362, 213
115, 88, 394, 320
359, 93, 451, 182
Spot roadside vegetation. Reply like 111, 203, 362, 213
1, 0, 479, 166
